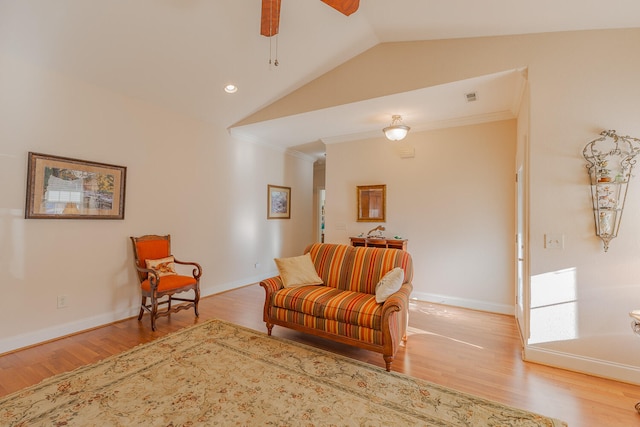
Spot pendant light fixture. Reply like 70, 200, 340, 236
383, 115, 410, 141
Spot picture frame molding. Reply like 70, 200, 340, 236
356, 184, 386, 222
25, 152, 127, 220
267, 184, 291, 219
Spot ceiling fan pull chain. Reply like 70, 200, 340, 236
269, 34, 279, 67
274, 34, 279, 66
267, 1, 278, 67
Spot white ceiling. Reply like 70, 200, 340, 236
2, 1, 640, 159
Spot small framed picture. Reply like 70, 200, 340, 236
267, 184, 291, 219
25, 152, 127, 219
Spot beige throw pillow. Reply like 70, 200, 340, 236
375, 267, 405, 303
145, 256, 177, 277
274, 253, 324, 288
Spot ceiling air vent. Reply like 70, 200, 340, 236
465, 92, 478, 102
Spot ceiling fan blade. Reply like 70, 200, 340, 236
260, 0, 281, 37
321, 0, 359, 16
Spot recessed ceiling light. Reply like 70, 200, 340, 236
224, 84, 238, 94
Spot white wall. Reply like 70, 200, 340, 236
249, 28, 640, 383
0, 53, 313, 353
325, 121, 516, 314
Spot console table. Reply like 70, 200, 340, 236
349, 237, 408, 251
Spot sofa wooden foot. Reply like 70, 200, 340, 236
383, 355, 393, 372
266, 323, 273, 336
635, 401, 640, 414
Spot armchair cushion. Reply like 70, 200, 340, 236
274, 253, 324, 288
145, 256, 177, 277
141, 274, 197, 292
375, 267, 404, 303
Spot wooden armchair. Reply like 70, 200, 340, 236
130, 234, 202, 331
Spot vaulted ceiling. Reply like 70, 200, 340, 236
2, 1, 640, 159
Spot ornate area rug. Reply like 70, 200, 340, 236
0, 319, 566, 426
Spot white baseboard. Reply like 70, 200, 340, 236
199, 270, 277, 297
0, 307, 140, 355
0, 271, 278, 355
524, 345, 640, 385
411, 291, 514, 316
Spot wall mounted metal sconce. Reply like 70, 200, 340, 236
583, 130, 640, 252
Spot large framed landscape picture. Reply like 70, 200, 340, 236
267, 184, 291, 219
25, 152, 127, 219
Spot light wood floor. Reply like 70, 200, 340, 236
2, 284, 639, 426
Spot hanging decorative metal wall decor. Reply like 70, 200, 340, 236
583, 130, 640, 251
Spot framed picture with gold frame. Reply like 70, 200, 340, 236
25, 152, 127, 219
357, 184, 386, 222
267, 184, 291, 219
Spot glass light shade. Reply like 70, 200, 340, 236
383, 115, 410, 141
383, 125, 410, 141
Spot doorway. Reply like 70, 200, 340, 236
318, 188, 325, 242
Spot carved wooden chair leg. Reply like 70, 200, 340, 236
151, 297, 158, 331
194, 289, 200, 317
266, 323, 274, 336
138, 297, 146, 320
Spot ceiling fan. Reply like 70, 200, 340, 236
260, 0, 359, 37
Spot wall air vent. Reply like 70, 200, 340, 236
395, 145, 415, 159
465, 92, 478, 102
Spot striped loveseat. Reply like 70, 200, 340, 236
260, 243, 413, 371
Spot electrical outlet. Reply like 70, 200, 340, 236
57, 295, 68, 309
254, 262, 260, 269
544, 234, 564, 249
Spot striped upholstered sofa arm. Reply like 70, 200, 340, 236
382, 281, 412, 313
260, 276, 283, 325
379, 281, 413, 360
260, 275, 283, 294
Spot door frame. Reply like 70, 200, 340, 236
515, 135, 530, 346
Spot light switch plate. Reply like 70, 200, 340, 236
544, 234, 564, 249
